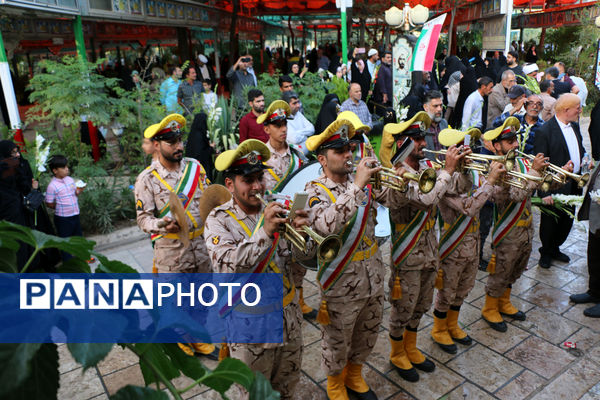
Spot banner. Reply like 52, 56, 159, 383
410, 13, 447, 72
1, 273, 283, 343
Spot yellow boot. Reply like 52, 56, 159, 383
177, 343, 195, 356
431, 311, 457, 354
498, 287, 526, 321
190, 343, 219, 360
389, 336, 418, 382
404, 329, 435, 372
447, 307, 472, 345
344, 362, 377, 399
326, 372, 349, 400
298, 287, 317, 319
482, 294, 507, 332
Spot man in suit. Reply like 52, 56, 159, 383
533, 93, 584, 268
572, 163, 600, 317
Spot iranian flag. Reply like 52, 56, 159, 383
409, 13, 447, 72
0, 33, 24, 150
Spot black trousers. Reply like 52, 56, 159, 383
588, 229, 600, 298
479, 201, 494, 259
538, 205, 574, 258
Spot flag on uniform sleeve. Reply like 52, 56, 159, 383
409, 13, 447, 72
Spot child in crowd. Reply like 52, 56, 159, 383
201, 79, 218, 112
45, 155, 85, 261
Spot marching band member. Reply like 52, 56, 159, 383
257, 100, 316, 319
134, 114, 217, 359
481, 117, 548, 332
204, 139, 306, 399
431, 128, 506, 354
301, 119, 385, 400
379, 111, 466, 382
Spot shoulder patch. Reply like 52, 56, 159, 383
308, 196, 321, 208
212, 235, 220, 245
136, 199, 143, 210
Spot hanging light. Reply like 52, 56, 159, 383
385, 3, 429, 31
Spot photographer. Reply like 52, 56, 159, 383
226, 55, 257, 109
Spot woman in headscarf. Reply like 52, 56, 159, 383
444, 71, 462, 122
440, 55, 466, 89
313, 93, 340, 135
0, 140, 59, 270
185, 112, 215, 182
448, 65, 478, 129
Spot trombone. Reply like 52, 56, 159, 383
351, 161, 437, 194
254, 194, 342, 267
423, 149, 516, 173
516, 151, 590, 189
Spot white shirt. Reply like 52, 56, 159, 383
556, 116, 581, 173
570, 76, 588, 107
462, 90, 484, 130
286, 111, 314, 155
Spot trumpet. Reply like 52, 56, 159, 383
516, 151, 590, 188
254, 194, 342, 268
423, 149, 516, 173
503, 170, 554, 192
350, 161, 437, 193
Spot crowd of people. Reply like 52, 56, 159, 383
3, 40, 599, 400
130, 41, 600, 400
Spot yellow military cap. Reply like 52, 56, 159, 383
215, 139, 271, 175
379, 112, 431, 168
483, 116, 520, 142
256, 100, 292, 125
144, 114, 186, 140
305, 119, 356, 152
439, 127, 482, 147
337, 111, 371, 134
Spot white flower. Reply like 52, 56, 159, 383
34, 133, 50, 176
552, 194, 584, 206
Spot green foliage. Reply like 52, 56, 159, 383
517, 74, 541, 94
0, 222, 281, 400
255, 72, 330, 124
0, 343, 59, 400
27, 56, 121, 130
325, 77, 349, 104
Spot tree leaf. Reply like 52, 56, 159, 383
160, 343, 207, 380
67, 343, 114, 370
94, 253, 138, 274
110, 385, 169, 400
133, 344, 181, 387
201, 357, 254, 394
0, 343, 42, 395
0, 343, 58, 400
0, 246, 18, 273
248, 372, 280, 400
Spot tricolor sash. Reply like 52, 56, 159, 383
314, 183, 374, 292
491, 158, 529, 248
218, 208, 291, 318
390, 210, 433, 268
151, 160, 205, 243
267, 147, 303, 193
438, 170, 482, 261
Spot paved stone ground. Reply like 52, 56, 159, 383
56, 118, 600, 399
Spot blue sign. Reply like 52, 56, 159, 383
0, 273, 283, 344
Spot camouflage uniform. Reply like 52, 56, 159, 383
204, 198, 303, 399
263, 141, 312, 308
485, 169, 539, 297
301, 174, 386, 376
134, 157, 211, 272
435, 176, 496, 311
386, 162, 457, 335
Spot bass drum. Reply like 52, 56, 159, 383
276, 160, 322, 270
